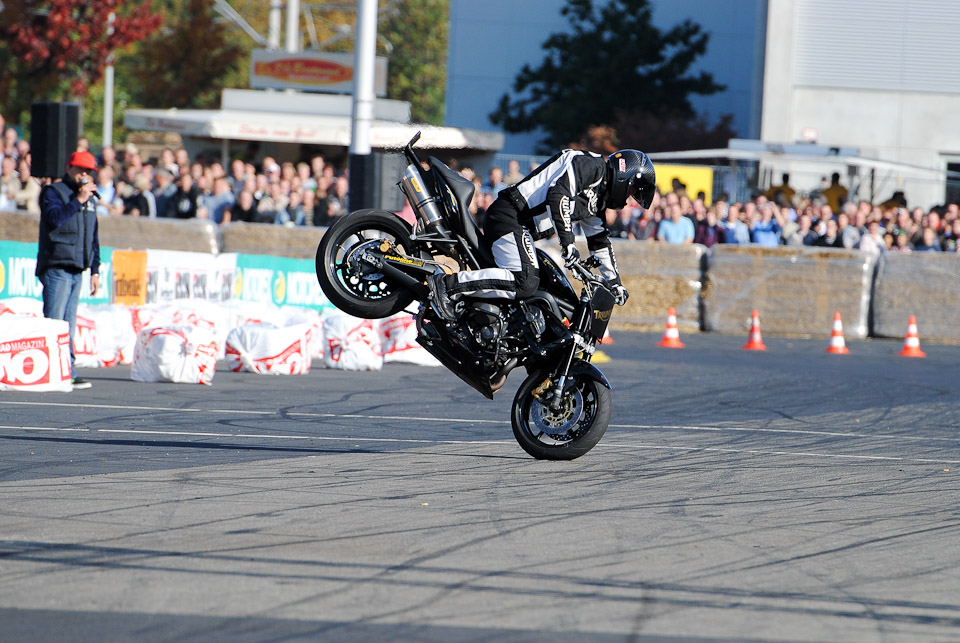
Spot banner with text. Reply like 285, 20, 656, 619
250, 49, 388, 95
234, 253, 332, 312
0, 240, 112, 305
145, 250, 236, 304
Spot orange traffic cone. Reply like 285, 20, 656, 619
742, 309, 767, 351
898, 315, 926, 358
657, 306, 685, 348
825, 312, 850, 354
601, 329, 614, 345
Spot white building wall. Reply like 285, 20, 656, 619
762, 0, 960, 208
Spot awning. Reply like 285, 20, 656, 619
123, 108, 504, 152
648, 147, 960, 180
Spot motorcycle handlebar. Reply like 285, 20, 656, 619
569, 256, 605, 286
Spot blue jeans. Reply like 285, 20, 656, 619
39, 268, 83, 379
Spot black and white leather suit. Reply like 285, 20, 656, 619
443, 150, 621, 300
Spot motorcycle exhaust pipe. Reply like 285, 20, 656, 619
399, 164, 449, 235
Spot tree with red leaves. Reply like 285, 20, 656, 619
0, 0, 162, 125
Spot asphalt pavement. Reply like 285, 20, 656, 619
1, 330, 959, 642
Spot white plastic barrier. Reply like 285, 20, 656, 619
378, 313, 439, 366
0, 316, 72, 392
224, 323, 312, 375
153, 300, 232, 357
83, 304, 140, 366
72, 311, 100, 368
221, 299, 288, 330
282, 306, 325, 360
321, 313, 383, 371
0, 297, 43, 318
130, 325, 218, 385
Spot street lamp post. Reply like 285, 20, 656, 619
349, 0, 378, 211
102, 11, 116, 148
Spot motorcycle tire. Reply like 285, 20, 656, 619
511, 367, 612, 460
316, 209, 418, 319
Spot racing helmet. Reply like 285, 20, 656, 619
605, 149, 656, 210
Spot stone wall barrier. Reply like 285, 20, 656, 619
221, 221, 326, 259
872, 252, 960, 342
703, 245, 876, 338
609, 240, 705, 332
1, 209, 219, 254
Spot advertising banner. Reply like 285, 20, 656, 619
0, 240, 112, 305
112, 250, 148, 306
655, 164, 715, 205
234, 253, 332, 312
0, 317, 72, 392
250, 49, 388, 95
145, 249, 233, 304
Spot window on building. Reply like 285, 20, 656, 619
946, 162, 960, 206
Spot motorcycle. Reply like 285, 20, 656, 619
315, 132, 617, 460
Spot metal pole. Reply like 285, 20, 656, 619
102, 12, 116, 147
285, 0, 300, 53
268, 0, 283, 49
349, 0, 378, 210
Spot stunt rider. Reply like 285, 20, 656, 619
427, 149, 656, 320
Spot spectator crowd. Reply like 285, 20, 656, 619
2, 109, 959, 255
603, 171, 960, 255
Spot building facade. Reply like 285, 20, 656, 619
762, 0, 960, 208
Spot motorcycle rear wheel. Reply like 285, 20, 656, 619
511, 368, 612, 460
316, 209, 418, 319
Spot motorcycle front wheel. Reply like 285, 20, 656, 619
316, 209, 418, 319
511, 368, 612, 460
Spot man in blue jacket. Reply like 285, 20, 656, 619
36, 150, 101, 389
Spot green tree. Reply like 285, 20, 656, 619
120, 0, 244, 109
0, 0, 162, 125
379, 0, 448, 125
490, 0, 729, 153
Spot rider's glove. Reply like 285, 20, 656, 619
612, 284, 629, 306
561, 244, 580, 268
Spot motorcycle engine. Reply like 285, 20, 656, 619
465, 303, 503, 350
463, 303, 504, 354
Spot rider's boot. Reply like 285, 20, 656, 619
427, 273, 458, 321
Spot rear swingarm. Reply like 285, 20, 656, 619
358, 245, 434, 297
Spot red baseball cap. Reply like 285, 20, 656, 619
68, 150, 98, 171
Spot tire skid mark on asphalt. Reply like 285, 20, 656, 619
612, 423, 960, 444
1, 400, 958, 444
0, 425, 957, 464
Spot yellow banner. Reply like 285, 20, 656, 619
112, 250, 148, 306
655, 164, 714, 205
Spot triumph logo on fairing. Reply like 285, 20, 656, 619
594, 308, 612, 322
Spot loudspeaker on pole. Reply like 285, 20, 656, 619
30, 102, 80, 179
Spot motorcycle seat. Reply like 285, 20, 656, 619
429, 157, 495, 267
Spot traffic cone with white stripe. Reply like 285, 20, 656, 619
898, 315, 926, 358
657, 306, 684, 348
742, 309, 767, 351
825, 312, 850, 354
